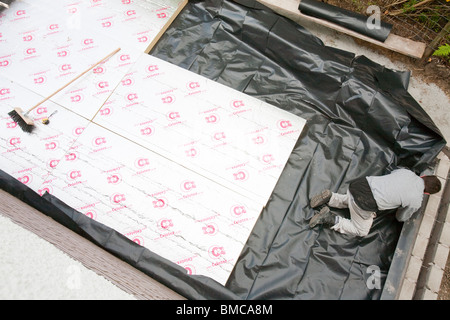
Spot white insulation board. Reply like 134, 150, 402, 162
0, 0, 306, 285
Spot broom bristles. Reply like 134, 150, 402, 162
8, 108, 35, 133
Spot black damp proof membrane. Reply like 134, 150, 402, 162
0, 0, 14, 12
298, 0, 393, 42
1, 0, 446, 300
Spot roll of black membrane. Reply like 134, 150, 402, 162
0, 1, 13, 12
298, 0, 393, 42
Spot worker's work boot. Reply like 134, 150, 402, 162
309, 206, 336, 228
310, 189, 332, 208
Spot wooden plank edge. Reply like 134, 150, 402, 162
144, 0, 188, 54
255, 0, 426, 59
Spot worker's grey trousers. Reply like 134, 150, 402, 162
329, 190, 376, 237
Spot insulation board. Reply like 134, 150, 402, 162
0, 0, 306, 284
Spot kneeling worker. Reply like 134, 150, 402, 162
309, 168, 442, 237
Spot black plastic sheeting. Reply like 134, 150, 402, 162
150, 0, 445, 299
0, 0, 14, 12
298, 0, 393, 42
0, 0, 446, 300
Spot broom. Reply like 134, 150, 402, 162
8, 47, 121, 133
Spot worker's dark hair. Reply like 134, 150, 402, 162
422, 175, 442, 194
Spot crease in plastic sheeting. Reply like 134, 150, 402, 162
151, 0, 445, 299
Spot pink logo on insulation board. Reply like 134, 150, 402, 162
277, 119, 292, 129
181, 180, 196, 192
184, 265, 196, 275
65, 152, 78, 161
102, 21, 112, 28
82, 38, 94, 46
92, 137, 107, 146
132, 236, 144, 246
161, 95, 175, 104
233, 170, 249, 181
147, 65, 159, 73
24, 47, 36, 56
213, 132, 226, 141
140, 126, 153, 136
34, 76, 46, 84
119, 54, 130, 62
57, 50, 69, 57
23, 34, 34, 42
261, 154, 274, 164
48, 24, 59, 31
252, 135, 266, 145
158, 218, 173, 230
34, 107, 47, 115
152, 198, 167, 209
93, 66, 106, 74
67, 7, 78, 14
137, 36, 148, 43
38, 186, 53, 196
67, 170, 82, 180
47, 159, 60, 169
99, 107, 113, 116
121, 77, 134, 86
0, 59, 10, 67
231, 100, 245, 109
72, 127, 85, 136
202, 223, 218, 236
97, 81, 109, 89
6, 122, 17, 129
187, 81, 200, 90
45, 141, 59, 150
185, 148, 197, 158
208, 246, 226, 259
107, 174, 121, 185
134, 158, 150, 168
15, 10, 26, 17
0, 88, 10, 95
7, 137, 21, 147
59, 64, 72, 72
110, 193, 126, 204
230, 205, 247, 217
167, 111, 180, 120
18, 174, 32, 185
205, 114, 219, 124
126, 93, 138, 102
85, 210, 97, 220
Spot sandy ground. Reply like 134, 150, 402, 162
1, 5, 449, 300
0, 215, 136, 300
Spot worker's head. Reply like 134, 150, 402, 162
422, 175, 442, 195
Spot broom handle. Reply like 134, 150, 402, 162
25, 47, 121, 114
